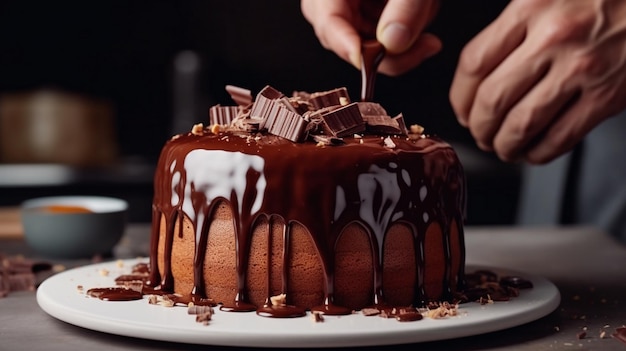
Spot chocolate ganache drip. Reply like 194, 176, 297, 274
149, 85, 466, 317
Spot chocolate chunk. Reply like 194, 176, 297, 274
225, 85, 253, 107
250, 85, 285, 123
358, 102, 407, 135
308, 87, 351, 109
320, 102, 365, 137
357, 102, 388, 117
209, 105, 239, 126
264, 105, 309, 142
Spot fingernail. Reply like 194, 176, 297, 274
379, 22, 411, 52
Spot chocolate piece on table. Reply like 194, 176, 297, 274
308, 87, 351, 110
225, 85, 253, 107
209, 105, 239, 126
320, 102, 366, 138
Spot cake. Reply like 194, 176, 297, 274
148, 85, 466, 316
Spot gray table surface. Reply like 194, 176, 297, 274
2, 224, 626, 351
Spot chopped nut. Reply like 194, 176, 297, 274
383, 136, 396, 149
409, 124, 424, 135
600, 330, 607, 339
270, 293, 287, 306
98, 268, 109, 277
191, 123, 204, 136
339, 97, 349, 106
210, 124, 221, 134
116, 260, 124, 268
160, 297, 175, 307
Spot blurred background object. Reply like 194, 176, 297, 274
0, 90, 117, 165
0, 0, 517, 225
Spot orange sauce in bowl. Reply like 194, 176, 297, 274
37, 205, 93, 214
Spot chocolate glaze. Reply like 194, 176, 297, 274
149, 131, 466, 316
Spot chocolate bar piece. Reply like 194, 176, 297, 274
250, 86, 285, 128
264, 105, 309, 142
225, 85, 253, 107
209, 105, 239, 126
320, 102, 365, 137
308, 87, 351, 110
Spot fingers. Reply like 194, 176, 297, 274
465, 43, 552, 152
523, 74, 626, 164
449, 2, 529, 125
301, 0, 362, 67
376, 0, 438, 54
489, 67, 581, 162
378, 33, 442, 76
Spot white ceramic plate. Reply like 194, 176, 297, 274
37, 259, 560, 348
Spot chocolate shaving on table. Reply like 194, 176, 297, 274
320, 102, 366, 137
0, 254, 51, 297
225, 85, 253, 107
307, 87, 351, 109
209, 105, 239, 126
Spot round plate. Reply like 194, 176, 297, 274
37, 259, 560, 348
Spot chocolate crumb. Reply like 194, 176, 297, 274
361, 308, 381, 316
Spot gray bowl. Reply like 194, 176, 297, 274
21, 196, 128, 258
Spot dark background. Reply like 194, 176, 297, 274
0, 1, 519, 224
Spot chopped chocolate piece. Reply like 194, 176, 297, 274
311, 311, 324, 322
209, 105, 239, 126
364, 115, 403, 135
250, 85, 285, 123
357, 102, 388, 117
308, 87, 351, 109
361, 308, 381, 316
393, 113, 409, 135
263, 104, 309, 142
188, 304, 214, 315
225, 85, 253, 107
396, 311, 423, 322
320, 102, 366, 137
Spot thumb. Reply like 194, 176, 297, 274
376, 0, 437, 54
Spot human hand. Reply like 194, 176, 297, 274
450, 0, 626, 164
301, 0, 442, 76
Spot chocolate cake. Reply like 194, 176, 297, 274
149, 86, 466, 316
